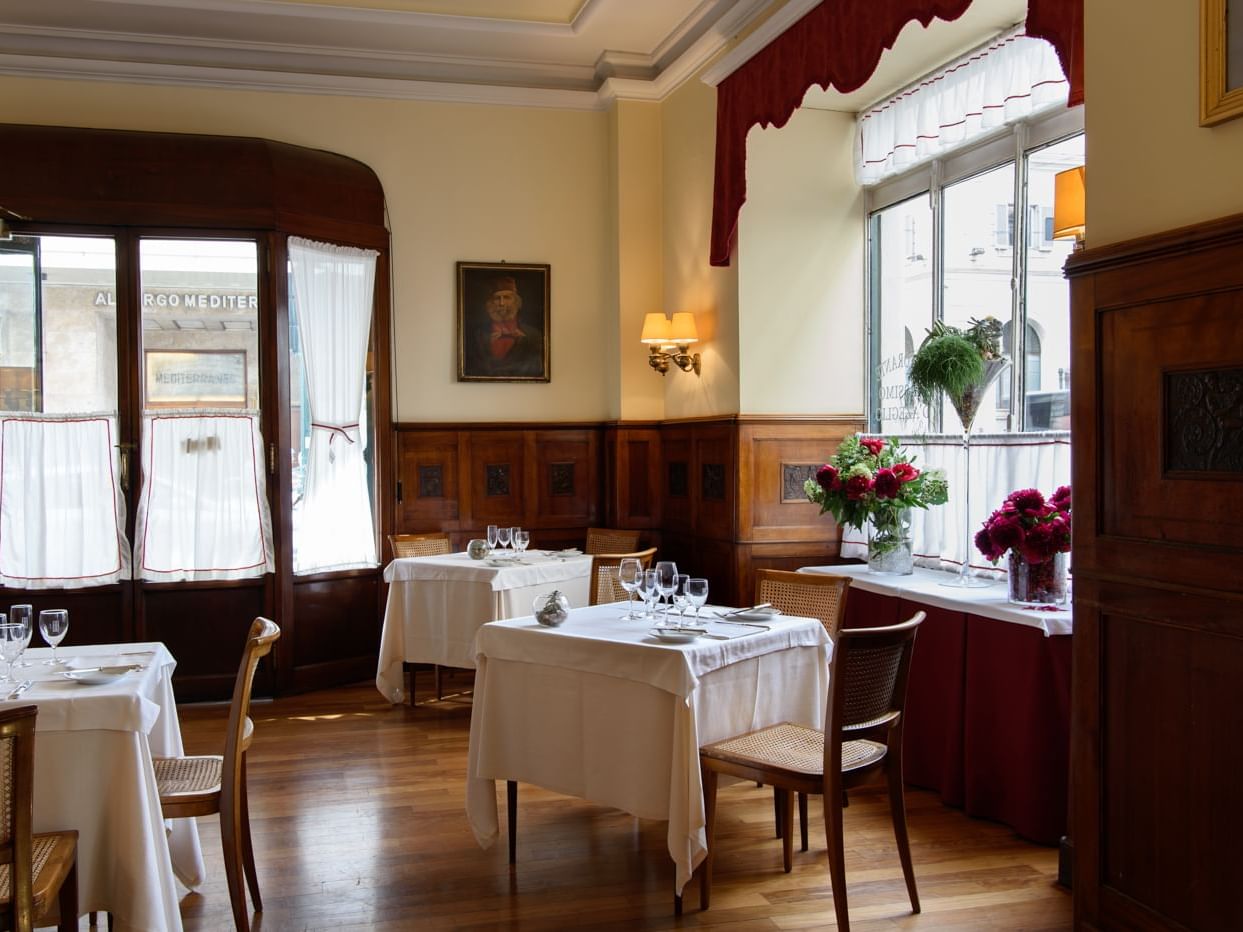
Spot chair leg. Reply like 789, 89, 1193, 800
780, 788, 794, 873
221, 808, 251, 932
700, 766, 718, 910
798, 791, 809, 852
56, 859, 78, 932
825, 777, 850, 932
239, 759, 263, 913
773, 786, 783, 838
435, 664, 443, 701
886, 751, 920, 914
507, 780, 518, 865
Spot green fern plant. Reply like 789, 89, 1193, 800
906, 317, 1007, 429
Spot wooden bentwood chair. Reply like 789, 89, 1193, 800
588, 546, 658, 606
388, 533, 455, 699
584, 527, 642, 556
0, 705, 78, 932
154, 618, 280, 932
698, 612, 925, 930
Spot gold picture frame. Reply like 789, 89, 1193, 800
456, 261, 550, 382
1201, 0, 1243, 125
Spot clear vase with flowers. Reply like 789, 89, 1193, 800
805, 436, 949, 575
975, 485, 1072, 604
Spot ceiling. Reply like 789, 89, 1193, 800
0, 0, 1027, 110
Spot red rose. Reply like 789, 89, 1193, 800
873, 467, 900, 499
845, 474, 873, 500
859, 437, 886, 457
815, 464, 841, 493
891, 463, 919, 483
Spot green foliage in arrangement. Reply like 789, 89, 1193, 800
906, 316, 1005, 410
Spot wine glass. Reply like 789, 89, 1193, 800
654, 561, 678, 624
672, 574, 692, 620
39, 609, 69, 666
9, 604, 32, 668
0, 620, 24, 685
486, 525, 499, 553
639, 569, 660, 621
618, 557, 642, 619
513, 529, 530, 555
496, 526, 512, 553
686, 578, 709, 623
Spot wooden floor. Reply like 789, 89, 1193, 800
168, 674, 1071, 931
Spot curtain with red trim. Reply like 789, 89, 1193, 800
709, 0, 1083, 267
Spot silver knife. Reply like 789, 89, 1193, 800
5, 680, 33, 701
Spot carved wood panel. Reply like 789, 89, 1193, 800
395, 430, 459, 528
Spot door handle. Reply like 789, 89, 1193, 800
115, 441, 137, 494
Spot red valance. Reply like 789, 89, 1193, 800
709, 0, 1084, 267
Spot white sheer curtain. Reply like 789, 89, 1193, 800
288, 236, 378, 574
856, 28, 1068, 185
0, 414, 130, 588
134, 411, 274, 582
841, 433, 1072, 580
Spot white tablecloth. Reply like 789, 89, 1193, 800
6, 642, 203, 932
376, 551, 593, 701
800, 564, 1073, 636
465, 603, 831, 893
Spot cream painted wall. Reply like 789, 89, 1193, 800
0, 76, 613, 423
610, 101, 666, 421
660, 75, 740, 418
1087, 0, 1243, 246
737, 107, 864, 416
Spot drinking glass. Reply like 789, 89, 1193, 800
513, 529, 530, 555
639, 569, 660, 620
672, 574, 692, 620
9, 604, 32, 668
686, 578, 709, 622
496, 526, 512, 552
39, 609, 69, 666
618, 557, 642, 619
654, 561, 678, 623
0, 620, 23, 685
486, 525, 499, 552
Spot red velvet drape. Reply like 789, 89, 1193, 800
708, 0, 1084, 267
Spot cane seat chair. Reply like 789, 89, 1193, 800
699, 612, 925, 930
153, 618, 279, 932
0, 705, 78, 932
584, 527, 642, 556
588, 546, 657, 606
389, 532, 453, 559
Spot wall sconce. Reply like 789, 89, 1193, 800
1052, 166, 1085, 249
641, 312, 701, 375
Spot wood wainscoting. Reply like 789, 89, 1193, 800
393, 416, 862, 607
1065, 212, 1243, 931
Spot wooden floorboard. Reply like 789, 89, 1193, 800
156, 675, 1071, 930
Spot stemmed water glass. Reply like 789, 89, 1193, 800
39, 609, 68, 666
618, 557, 642, 619
513, 529, 530, 556
653, 561, 678, 624
672, 574, 692, 621
639, 569, 660, 620
0, 619, 24, 685
9, 604, 32, 668
486, 525, 499, 553
496, 526, 512, 553
686, 578, 709, 623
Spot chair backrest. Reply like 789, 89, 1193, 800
0, 704, 37, 931
389, 532, 452, 559
220, 619, 281, 820
588, 546, 658, 606
824, 612, 924, 774
584, 527, 642, 556
755, 569, 851, 639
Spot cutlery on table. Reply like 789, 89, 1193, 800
720, 602, 773, 618
63, 663, 146, 675
4, 680, 33, 701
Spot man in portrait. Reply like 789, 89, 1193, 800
461, 270, 547, 380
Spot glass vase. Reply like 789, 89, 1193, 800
867, 507, 914, 575
1007, 550, 1069, 605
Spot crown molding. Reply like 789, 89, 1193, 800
0, 53, 604, 109
699, 0, 819, 87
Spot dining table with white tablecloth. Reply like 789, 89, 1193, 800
465, 603, 832, 894
376, 550, 593, 702
4, 640, 204, 932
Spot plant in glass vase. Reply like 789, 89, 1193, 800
975, 485, 1072, 604
804, 436, 949, 575
906, 316, 1009, 588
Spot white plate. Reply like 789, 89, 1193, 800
729, 608, 782, 622
61, 668, 130, 686
649, 627, 703, 644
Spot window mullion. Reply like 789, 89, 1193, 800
930, 159, 945, 434
1010, 125, 1028, 431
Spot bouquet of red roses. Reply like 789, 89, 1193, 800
974, 485, 1072, 564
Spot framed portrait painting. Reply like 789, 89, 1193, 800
1201, 0, 1243, 125
457, 261, 550, 382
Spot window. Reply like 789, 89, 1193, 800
867, 110, 1083, 435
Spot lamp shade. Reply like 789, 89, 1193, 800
1052, 166, 1086, 241
640, 312, 672, 344
668, 312, 699, 344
